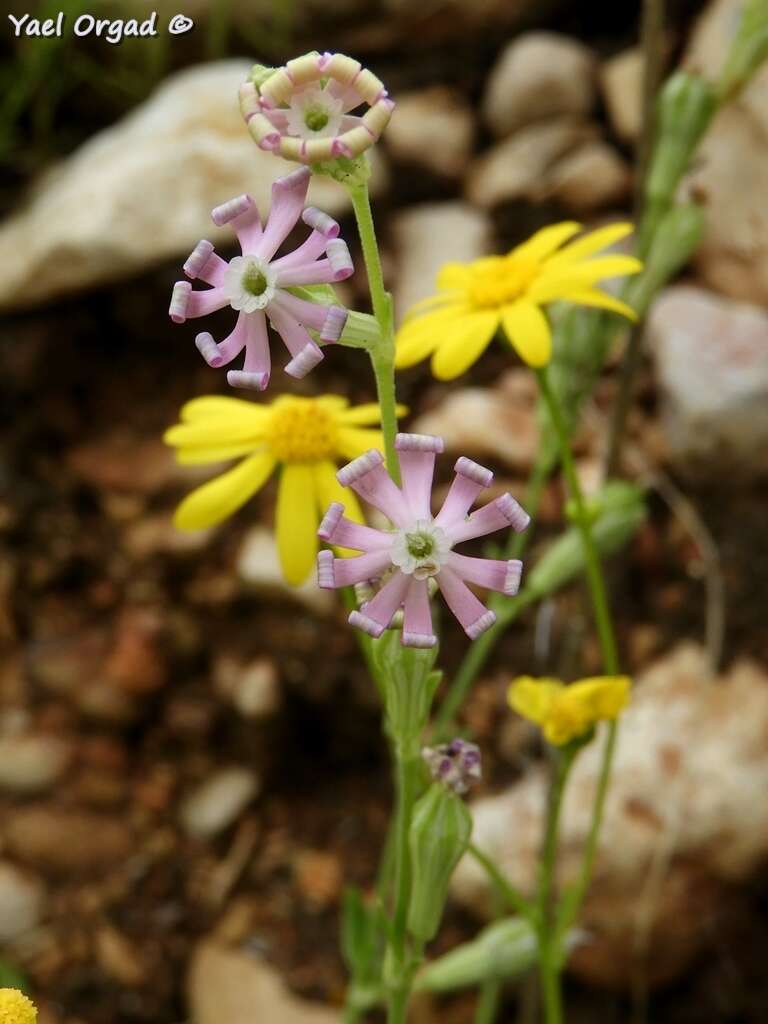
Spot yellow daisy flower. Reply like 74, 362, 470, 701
508, 674, 630, 746
164, 394, 402, 585
0, 989, 37, 1024
395, 222, 643, 378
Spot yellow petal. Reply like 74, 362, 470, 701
174, 451, 275, 530
316, 395, 349, 412
313, 460, 364, 557
527, 256, 643, 303
500, 302, 552, 368
276, 463, 319, 586
558, 288, 638, 321
542, 698, 590, 745
508, 676, 563, 725
175, 441, 268, 466
571, 675, 631, 719
544, 222, 634, 267
509, 222, 582, 264
337, 427, 385, 460
164, 416, 266, 451
402, 293, 455, 321
338, 403, 408, 426
395, 305, 468, 369
180, 395, 269, 423
436, 262, 472, 290
430, 310, 500, 380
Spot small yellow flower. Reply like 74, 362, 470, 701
395, 222, 642, 378
165, 394, 403, 585
0, 989, 36, 1024
508, 674, 630, 746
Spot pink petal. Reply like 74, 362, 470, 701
395, 433, 443, 520
336, 450, 410, 528
447, 493, 530, 545
195, 313, 247, 368
186, 286, 231, 319
447, 553, 523, 596
318, 503, 391, 551
266, 302, 323, 378
274, 239, 353, 287
436, 565, 497, 639
319, 548, 392, 588
435, 457, 494, 528
183, 240, 228, 286
349, 570, 410, 638
326, 80, 365, 113
255, 167, 311, 262
402, 578, 436, 648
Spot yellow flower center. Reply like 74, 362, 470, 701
0, 989, 37, 1024
266, 398, 339, 463
467, 254, 540, 308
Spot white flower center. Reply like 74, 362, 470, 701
223, 255, 276, 313
285, 84, 344, 141
390, 519, 452, 580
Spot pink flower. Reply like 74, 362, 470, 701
240, 52, 394, 164
168, 167, 352, 390
317, 434, 530, 647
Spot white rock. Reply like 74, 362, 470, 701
180, 768, 259, 839
483, 33, 597, 137
545, 140, 631, 212
391, 201, 491, 320
647, 284, 768, 478
188, 941, 337, 1024
386, 87, 474, 179
0, 61, 385, 312
411, 370, 539, 469
683, 0, 768, 305
0, 862, 45, 942
214, 656, 281, 718
453, 644, 768, 986
236, 528, 332, 613
0, 734, 71, 794
601, 48, 644, 143
465, 119, 597, 209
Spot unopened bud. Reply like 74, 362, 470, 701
422, 739, 482, 795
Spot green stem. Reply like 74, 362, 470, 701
536, 369, 619, 675
348, 181, 399, 482
474, 979, 502, 1024
535, 749, 572, 1024
386, 746, 421, 1023
468, 843, 533, 921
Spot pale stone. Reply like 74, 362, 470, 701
0, 861, 45, 941
647, 284, 768, 478
0, 61, 386, 312
236, 528, 332, 613
545, 140, 631, 211
411, 370, 539, 469
601, 48, 644, 143
465, 119, 597, 209
386, 87, 474, 178
0, 734, 71, 794
188, 941, 338, 1024
391, 202, 491, 320
213, 656, 281, 718
452, 644, 768, 987
483, 33, 597, 137
683, 0, 768, 304
180, 768, 259, 839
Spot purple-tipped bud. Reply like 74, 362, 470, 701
169, 281, 191, 323
326, 238, 354, 281
454, 456, 493, 488
302, 207, 340, 239
184, 240, 215, 280
395, 433, 445, 453
284, 342, 324, 379
422, 739, 482, 795
212, 194, 254, 227
337, 449, 383, 487
320, 306, 347, 343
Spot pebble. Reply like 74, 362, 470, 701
483, 33, 597, 137
213, 656, 282, 719
5, 807, 133, 874
179, 768, 260, 839
386, 86, 474, 178
0, 861, 45, 941
647, 284, 768, 479
545, 140, 631, 212
0, 734, 71, 794
601, 48, 644, 142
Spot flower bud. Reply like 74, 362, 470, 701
639, 71, 717, 255
407, 782, 473, 942
374, 630, 440, 749
527, 481, 645, 600
718, 0, 768, 102
415, 917, 537, 992
422, 739, 481, 795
